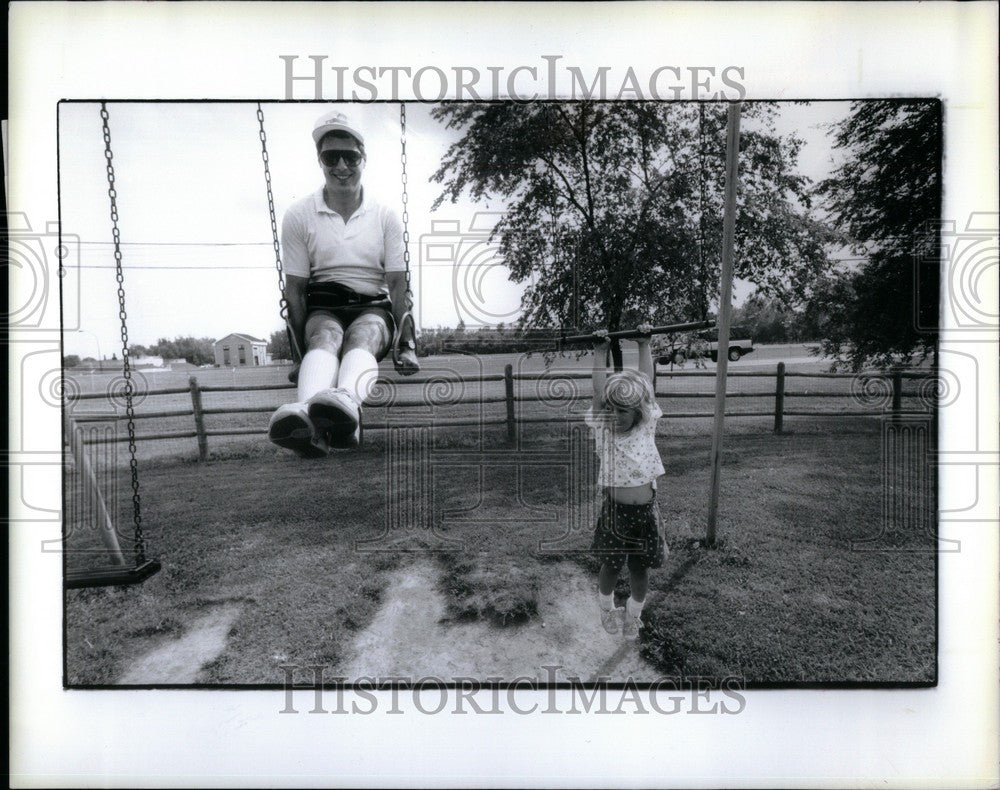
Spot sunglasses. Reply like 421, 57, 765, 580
319, 149, 364, 168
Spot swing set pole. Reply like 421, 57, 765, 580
706, 103, 742, 545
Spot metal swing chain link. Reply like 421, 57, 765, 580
399, 104, 412, 296
257, 104, 288, 320
100, 103, 146, 564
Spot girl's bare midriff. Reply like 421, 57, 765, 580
608, 482, 655, 505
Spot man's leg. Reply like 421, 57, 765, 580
268, 313, 344, 457
297, 312, 346, 401
338, 313, 391, 405
308, 311, 390, 447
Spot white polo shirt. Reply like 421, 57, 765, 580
281, 188, 406, 297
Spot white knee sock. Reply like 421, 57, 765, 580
626, 596, 645, 619
337, 348, 378, 405
598, 591, 614, 611
297, 349, 339, 402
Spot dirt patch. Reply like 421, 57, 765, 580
118, 604, 241, 684
341, 560, 659, 683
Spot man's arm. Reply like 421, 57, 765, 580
280, 203, 311, 363
386, 270, 420, 374
384, 203, 410, 332
284, 274, 309, 361
382, 206, 419, 373
386, 271, 411, 331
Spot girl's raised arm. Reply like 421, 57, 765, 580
591, 331, 610, 412
636, 323, 654, 384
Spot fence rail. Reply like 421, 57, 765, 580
69, 363, 937, 460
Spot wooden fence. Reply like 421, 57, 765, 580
69, 363, 936, 461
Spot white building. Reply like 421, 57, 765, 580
213, 333, 268, 367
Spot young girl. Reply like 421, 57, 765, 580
584, 326, 666, 638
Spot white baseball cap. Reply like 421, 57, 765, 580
312, 110, 364, 146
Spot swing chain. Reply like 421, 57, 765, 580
399, 103, 412, 293
100, 103, 146, 565
257, 104, 288, 320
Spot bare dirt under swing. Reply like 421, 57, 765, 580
119, 560, 657, 684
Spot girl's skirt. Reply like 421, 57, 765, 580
591, 493, 667, 570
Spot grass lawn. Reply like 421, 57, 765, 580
64, 421, 936, 687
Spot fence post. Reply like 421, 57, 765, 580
189, 376, 208, 461
774, 362, 785, 434
504, 364, 516, 445
891, 369, 902, 420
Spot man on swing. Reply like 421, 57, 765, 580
268, 110, 419, 457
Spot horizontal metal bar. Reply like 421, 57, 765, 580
561, 320, 715, 344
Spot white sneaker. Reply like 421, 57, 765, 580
600, 606, 623, 635
268, 402, 329, 458
307, 388, 361, 448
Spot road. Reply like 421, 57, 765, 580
715, 343, 823, 367
474, 343, 828, 373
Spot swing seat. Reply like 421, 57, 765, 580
66, 559, 162, 590
69, 103, 161, 593
392, 311, 420, 375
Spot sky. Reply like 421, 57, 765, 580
58, 100, 851, 359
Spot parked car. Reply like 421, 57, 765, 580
656, 326, 755, 364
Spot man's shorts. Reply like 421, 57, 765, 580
306, 282, 396, 360
591, 493, 667, 571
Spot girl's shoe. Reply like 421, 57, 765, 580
600, 606, 623, 635
622, 613, 642, 639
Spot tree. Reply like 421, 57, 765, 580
268, 329, 292, 361
149, 336, 216, 366
63, 354, 81, 368
431, 102, 834, 368
732, 292, 797, 344
817, 101, 941, 370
